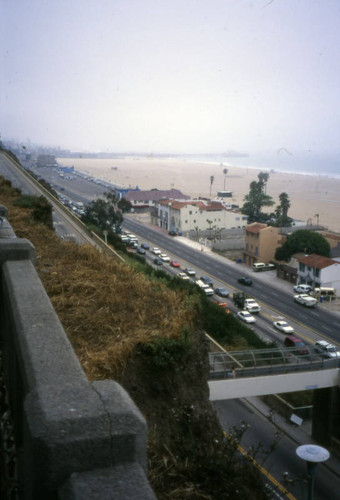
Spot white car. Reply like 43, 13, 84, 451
273, 321, 294, 334
152, 247, 161, 255
294, 294, 317, 307
315, 340, 340, 359
244, 298, 261, 314
160, 253, 170, 262
237, 311, 256, 324
177, 272, 190, 281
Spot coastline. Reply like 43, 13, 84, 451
57, 157, 340, 233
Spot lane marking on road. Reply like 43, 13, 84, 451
223, 432, 297, 500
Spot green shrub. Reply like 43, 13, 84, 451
141, 327, 192, 371
13, 195, 53, 229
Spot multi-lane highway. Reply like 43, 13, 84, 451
2, 151, 340, 499
122, 217, 340, 347
2, 151, 339, 350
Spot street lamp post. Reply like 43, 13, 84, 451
296, 444, 330, 500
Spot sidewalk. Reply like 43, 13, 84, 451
246, 396, 340, 479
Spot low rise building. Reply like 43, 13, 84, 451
124, 188, 189, 209
296, 253, 340, 293
242, 222, 285, 266
156, 199, 247, 233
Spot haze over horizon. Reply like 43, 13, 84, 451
1, 1, 340, 159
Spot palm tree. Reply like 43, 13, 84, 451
223, 168, 228, 191
210, 175, 214, 197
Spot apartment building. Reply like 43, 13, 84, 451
156, 199, 247, 233
243, 222, 284, 266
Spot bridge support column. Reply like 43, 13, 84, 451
312, 387, 340, 446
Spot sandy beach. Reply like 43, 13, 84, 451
58, 157, 340, 233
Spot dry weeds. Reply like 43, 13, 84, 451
1, 181, 198, 381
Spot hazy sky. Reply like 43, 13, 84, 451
1, 0, 340, 154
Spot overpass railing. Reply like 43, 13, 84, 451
209, 347, 340, 380
0, 207, 155, 499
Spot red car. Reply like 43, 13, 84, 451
170, 260, 180, 268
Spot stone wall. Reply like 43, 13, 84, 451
0, 210, 155, 499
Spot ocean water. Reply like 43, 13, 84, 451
185, 152, 340, 179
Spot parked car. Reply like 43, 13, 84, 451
273, 321, 294, 334
284, 336, 308, 355
141, 242, 150, 250
200, 276, 213, 286
184, 267, 196, 276
238, 277, 252, 286
237, 310, 256, 324
315, 340, 340, 359
170, 260, 180, 268
293, 284, 312, 294
196, 280, 214, 296
177, 272, 190, 281
153, 257, 163, 266
160, 253, 170, 262
152, 247, 161, 255
168, 230, 177, 236
214, 287, 229, 298
137, 247, 146, 255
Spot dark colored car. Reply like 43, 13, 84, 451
284, 336, 308, 355
200, 276, 213, 286
153, 257, 163, 266
238, 277, 252, 286
137, 247, 146, 255
214, 287, 229, 298
141, 242, 150, 250
168, 230, 177, 236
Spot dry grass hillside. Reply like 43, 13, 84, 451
0, 177, 268, 499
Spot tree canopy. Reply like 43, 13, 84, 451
241, 172, 274, 223
275, 230, 331, 262
81, 194, 123, 230
274, 192, 292, 227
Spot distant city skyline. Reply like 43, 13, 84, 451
1, 1, 340, 158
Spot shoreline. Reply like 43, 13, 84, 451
57, 157, 340, 233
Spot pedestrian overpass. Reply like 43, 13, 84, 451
208, 348, 340, 401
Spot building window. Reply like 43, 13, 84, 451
185, 220, 188, 223
189, 211, 192, 215
299, 263, 305, 272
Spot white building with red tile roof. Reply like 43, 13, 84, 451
297, 253, 340, 292
156, 199, 248, 233
124, 188, 189, 208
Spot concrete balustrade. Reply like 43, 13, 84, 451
0, 209, 155, 499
